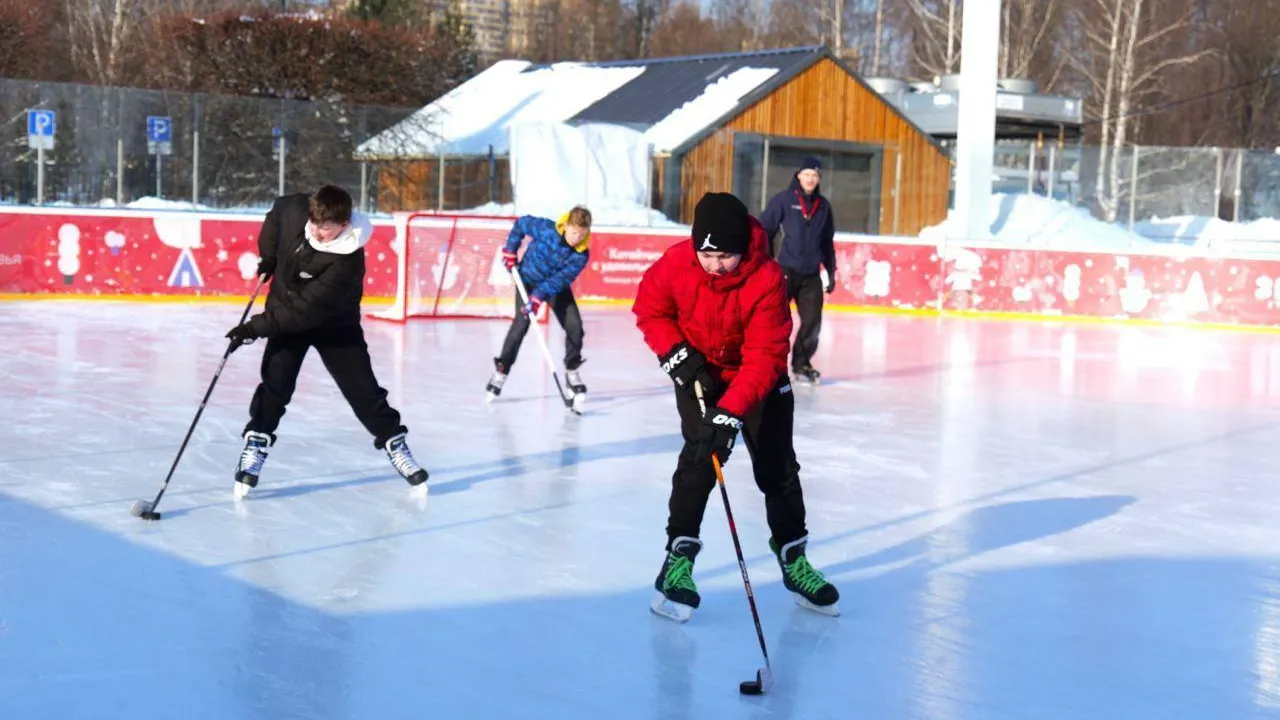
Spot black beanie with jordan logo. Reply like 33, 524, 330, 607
691, 192, 752, 255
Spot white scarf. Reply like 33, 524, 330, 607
305, 211, 373, 255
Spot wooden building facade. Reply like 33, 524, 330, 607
663, 52, 950, 235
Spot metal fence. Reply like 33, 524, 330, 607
992, 141, 1280, 240
7, 75, 1280, 245
1, 77, 421, 212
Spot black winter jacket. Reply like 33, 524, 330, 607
247, 193, 371, 337
758, 176, 836, 277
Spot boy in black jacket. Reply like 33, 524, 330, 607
225, 185, 428, 497
759, 156, 837, 383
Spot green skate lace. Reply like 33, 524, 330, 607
785, 556, 829, 595
664, 555, 697, 593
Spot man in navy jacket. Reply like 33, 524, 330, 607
759, 156, 836, 383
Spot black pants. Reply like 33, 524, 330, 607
665, 375, 807, 547
496, 288, 584, 371
244, 323, 407, 449
785, 270, 824, 369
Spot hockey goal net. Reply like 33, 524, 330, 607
369, 212, 547, 322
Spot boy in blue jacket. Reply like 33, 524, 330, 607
486, 206, 592, 404
759, 156, 836, 384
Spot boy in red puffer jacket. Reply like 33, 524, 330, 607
632, 191, 840, 622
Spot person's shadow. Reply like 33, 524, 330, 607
733, 495, 1138, 720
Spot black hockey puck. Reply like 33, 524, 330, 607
141, 510, 162, 521
739, 681, 762, 695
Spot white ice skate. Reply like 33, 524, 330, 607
566, 369, 586, 415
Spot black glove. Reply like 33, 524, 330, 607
659, 341, 718, 396
695, 406, 743, 466
225, 322, 259, 353
257, 257, 276, 280
825, 272, 836, 294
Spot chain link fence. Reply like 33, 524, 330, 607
0, 77, 426, 212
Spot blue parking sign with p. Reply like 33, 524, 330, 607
147, 116, 173, 155
26, 109, 55, 150
147, 116, 171, 143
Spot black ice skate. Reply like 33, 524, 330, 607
565, 368, 586, 415
484, 359, 508, 403
771, 536, 840, 616
792, 363, 821, 384
385, 432, 429, 487
650, 536, 702, 623
235, 431, 271, 499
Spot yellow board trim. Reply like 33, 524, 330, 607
5, 293, 1279, 334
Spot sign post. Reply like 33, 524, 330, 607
147, 116, 173, 199
26, 109, 56, 206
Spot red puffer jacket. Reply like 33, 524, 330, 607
632, 215, 792, 417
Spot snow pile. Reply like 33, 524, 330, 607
1133, 214, 1280, 246
642, 67, 779, 152
919, 193, 1182, 250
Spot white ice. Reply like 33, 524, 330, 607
3, 300, 1280, 719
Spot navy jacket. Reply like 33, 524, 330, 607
504, 214, 590, 300
759, 176, 836, 277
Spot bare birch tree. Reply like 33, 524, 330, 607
1066, 0, 1211, 220
64, 0, 145, 86
999, 0, 1064, 85
902, 0, 962, 77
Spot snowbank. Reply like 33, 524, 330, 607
920, 193, 1199, 251
1133, 214, 1280, 246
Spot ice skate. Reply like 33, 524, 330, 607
235, 431, 271, 499
565, 368, 586, 415
385, 432, 429, 487
771, 536, 840, 616
485, 359, 508, 403
792, 363, 821, 385
650, 536, 702, 623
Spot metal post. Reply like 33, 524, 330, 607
278, 135, 286, 196
893, 150, 903, 235
192, 128, 200, 206
116, 137, 124, 204
360, 162, 369, 212
437, 149, 445, 211
760, 138, 771, 210
1027, 141, 1036, 195
156, 153, 162, 198
1047, 145, 1057, 199
1127, 146, 1140, 240
116, 88, 124, 205
643, 150, 653, 227
36, 145, 44, 206
1234, 149, 1244, 223
1214, 147, 1223, 218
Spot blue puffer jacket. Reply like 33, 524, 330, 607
759, 176, 836, 277
504, 213, 590, 300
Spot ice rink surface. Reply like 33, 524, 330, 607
3, 299, 1280, 719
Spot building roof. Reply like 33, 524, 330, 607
566, 47, 821, 127
353, 45, 942, 160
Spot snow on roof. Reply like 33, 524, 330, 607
356, 60, 782, 160
355, 60, 645, 159
640, 67, 779, 153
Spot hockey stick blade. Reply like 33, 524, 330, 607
739, 667, 773, 695
130, 500, 161, 521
